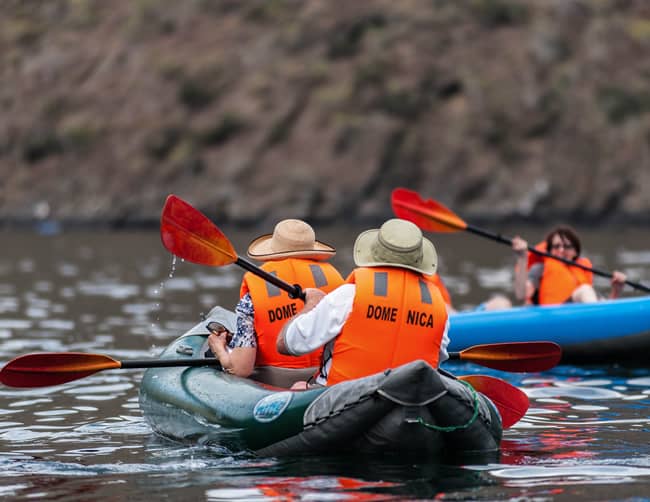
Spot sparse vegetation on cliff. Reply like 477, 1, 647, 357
1, 0, 649, 227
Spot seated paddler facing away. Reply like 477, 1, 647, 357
207, 219, 344, 377
277, 218, 450, 387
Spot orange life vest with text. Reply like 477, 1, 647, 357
325, 267, 448, 385
240, 258, 344, 368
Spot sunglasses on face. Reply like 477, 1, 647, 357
550, 242, 574, 250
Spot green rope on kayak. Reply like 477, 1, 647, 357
416, 379, 479, 432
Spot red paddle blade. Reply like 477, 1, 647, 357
460, 342, 562, 373
160, 195, 237, 266
391, 188, 467, 233
459, 374, 529, 428
0, 353, 121, 388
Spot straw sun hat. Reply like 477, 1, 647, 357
353, 218, 437, 275
247, 219, 336, 261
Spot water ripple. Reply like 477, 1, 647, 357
526, 385, 622, 400
488, 464, 650, 486
0, 446, 240, 477
77, 282, 140, 299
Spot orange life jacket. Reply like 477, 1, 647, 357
537, 256, 594, 305
240, 258, 344, 368
517, 241, 593, 305
427, 273, 453, 307
325, 267, 448, 385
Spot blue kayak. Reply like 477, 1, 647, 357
449, 296, 650, 363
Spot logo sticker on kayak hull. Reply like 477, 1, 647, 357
253, 392, 293, 423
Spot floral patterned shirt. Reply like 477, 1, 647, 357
229, 292, 257, 348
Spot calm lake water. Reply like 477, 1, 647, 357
1, 224, 649, 500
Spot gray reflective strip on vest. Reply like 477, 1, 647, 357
265, 271, 281, 297
374, 271, 388, 297
419, 278, 432, 304
309, 264, 328, 288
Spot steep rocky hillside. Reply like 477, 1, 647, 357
1, 0, 649, 227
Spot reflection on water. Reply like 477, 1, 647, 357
0, 228, 649, 499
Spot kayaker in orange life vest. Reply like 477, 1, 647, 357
276, 218, 449, 387
207, 219, 344, 377
512, 225, 627, 305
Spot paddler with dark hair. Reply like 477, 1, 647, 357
277, 218, 449, 387
512, 225, 627, 305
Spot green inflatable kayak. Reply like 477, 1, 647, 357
139, 307, 503, 459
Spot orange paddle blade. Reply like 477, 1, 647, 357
160, 194, 237, 266
0, 353, 121, 388
391, 188, 467, 233
456, 342, 562, 373
459, 374, 529, 428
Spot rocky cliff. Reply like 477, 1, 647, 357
1, 0, 649, 228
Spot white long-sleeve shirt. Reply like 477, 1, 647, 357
283, 283, 450, 384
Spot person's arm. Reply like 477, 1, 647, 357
609, 270, 627, 299
277, 284, 355, 356
207, 333, 256, 377
207, 294, 257, 377
512, 236, 531, 302
526, 263, 543, 303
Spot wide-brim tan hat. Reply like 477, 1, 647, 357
247, 219, 336, 261
353, 218, 437, 275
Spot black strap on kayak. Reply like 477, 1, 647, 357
414, 380, 479, 432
